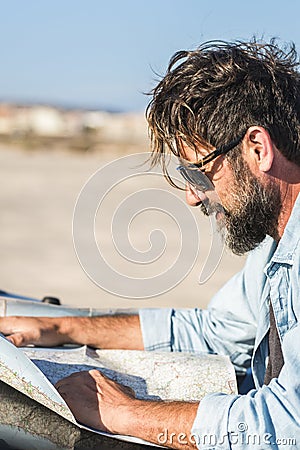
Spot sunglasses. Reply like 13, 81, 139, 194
176, 133, 245, 193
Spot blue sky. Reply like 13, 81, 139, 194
1, 0, 300, 111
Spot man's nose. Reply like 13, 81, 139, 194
185, 184, 202, 206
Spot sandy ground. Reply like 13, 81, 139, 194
0, 145, 245, 310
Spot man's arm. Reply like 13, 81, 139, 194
0, 237, 271, 359
56, 322, 300, 449
55, 369, 198, 450
0, 315, 144, 349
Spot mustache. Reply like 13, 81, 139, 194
199, 199, 225, 217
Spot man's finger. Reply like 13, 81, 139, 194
122, 384, 136, 397
88, 369, 105, 380
0, 317, 15, 335
5, 332, 31, 347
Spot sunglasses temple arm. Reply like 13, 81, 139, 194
198, 136, 243, 168
197, 148, 226, 168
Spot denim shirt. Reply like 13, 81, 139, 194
139, 193, 300, 449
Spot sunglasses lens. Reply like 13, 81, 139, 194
177, 165, 214, 192
176, 164, 225, 217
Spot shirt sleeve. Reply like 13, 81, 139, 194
191, 323, 300, 449
139, 237, 275, 373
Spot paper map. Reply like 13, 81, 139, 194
0, 332, 237, 446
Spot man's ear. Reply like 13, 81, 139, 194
245, 126, 274, 173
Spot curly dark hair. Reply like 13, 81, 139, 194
146, 38, 300, 185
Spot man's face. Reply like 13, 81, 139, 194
182, 144, 281, 255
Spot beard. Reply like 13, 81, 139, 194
218, 158, 281, 255
199, 156, 281, 255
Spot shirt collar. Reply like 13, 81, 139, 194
269, 192, 300, 266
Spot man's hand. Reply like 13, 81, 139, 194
0, 314, 144, 349
55, 370, 198, 449
55, 370, 136, 433
0, 316, 70, 347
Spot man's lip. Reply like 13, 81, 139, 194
215, 210, 225, 221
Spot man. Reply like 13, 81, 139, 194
1, 39, 300, 449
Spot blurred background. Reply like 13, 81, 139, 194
1, 0, 299, 309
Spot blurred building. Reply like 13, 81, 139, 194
0, 103, 148, 146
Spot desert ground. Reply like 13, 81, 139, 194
0, 144, 245, 311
